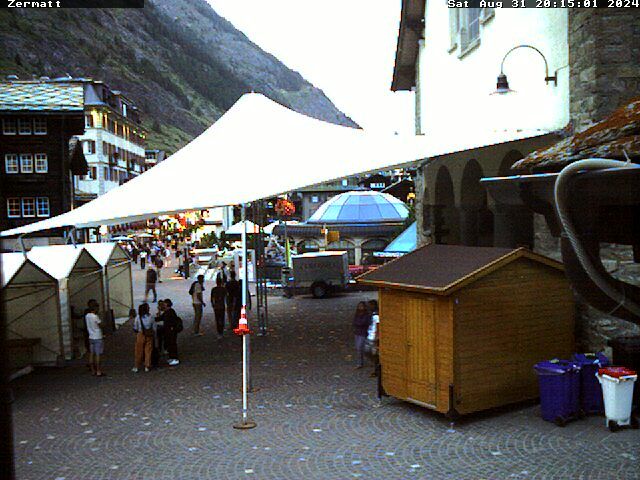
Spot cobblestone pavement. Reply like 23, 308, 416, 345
11, 256, 640, 479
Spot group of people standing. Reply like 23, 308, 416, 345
190, 263, 244, 338
131, 297, 183, 371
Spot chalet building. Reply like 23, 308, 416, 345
0, 78, 87, 244
76, 80, 147, 202
392, 5, 640, 349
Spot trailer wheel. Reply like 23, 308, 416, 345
311, 282, 328, 298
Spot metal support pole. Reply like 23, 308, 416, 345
0, 263, 17, 478
233, 203, 255, 429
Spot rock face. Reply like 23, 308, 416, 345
0, 0, 358, 153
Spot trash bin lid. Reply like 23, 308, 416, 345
534, 359, 579, 375
598, 366, 637, 378
573, 352, 609, 366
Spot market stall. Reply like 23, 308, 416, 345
81, 243, 133, 330
1, 253, 62, 366
27, 245, 104, 360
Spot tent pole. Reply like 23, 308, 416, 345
0, 264, 17, 478
234, 203, 256, 429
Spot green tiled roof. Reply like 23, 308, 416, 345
0, 82, 84, 112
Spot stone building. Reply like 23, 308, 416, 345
392, 4, 640, 349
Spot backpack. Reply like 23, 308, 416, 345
188, 281, 197, 296
176, 316, 184, 333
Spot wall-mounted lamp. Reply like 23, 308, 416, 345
492, 45, 558, 95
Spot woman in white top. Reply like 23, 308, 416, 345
132, 303, 156, 373
367, 299, 380, 378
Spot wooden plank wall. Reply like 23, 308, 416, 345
379, 288, 455, 413
453, 258, 575, 414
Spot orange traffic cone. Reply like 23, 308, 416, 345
233, 306, 252, 335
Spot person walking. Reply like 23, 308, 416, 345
189, 274, 206, 335
210, 277, 227, 338
85, 301, 105, 376
216, 261, 228, 285
132, 244, 139, 264
155, 254, 164, 283
162, 299, 182, 366
145, 266, 158, 303
140, 249, 147, 270
132, 303, 155, 373
226, 270, 241, 330
353, 301, 372, 369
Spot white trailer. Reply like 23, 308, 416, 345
291, 251, 349, 298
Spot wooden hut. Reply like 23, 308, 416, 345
357, 244, 575, 417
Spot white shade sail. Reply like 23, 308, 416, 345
225, 220, 260, 235
1, 93, 550, 237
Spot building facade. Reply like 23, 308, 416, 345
392, 4, 640, 349
75, 81, 147, 202
0, 79, 86, 242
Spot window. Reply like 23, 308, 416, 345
85, 166, 97, 180
20, 154, 33, 173
85, 140, 96, 154
341, 179, 348, 187
36, 197, 50, 217
21, 198, 35, 217
5, 154, 18, 174
35, 153, 48, 173
103, 166, 110, 181
103, 141, 109, 155
85, 114, 94, 128
7, 198, 21, 218
34, 118, 47, 135
460, 8, 481, 52
311, 196, 319, 203
2, 118, 16, 135
370, 182, 386, 189
448, 9, 460, 51
122, 103, 127, 117
18, 118, 32, 135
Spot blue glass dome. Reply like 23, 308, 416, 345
307, 191, 409, 224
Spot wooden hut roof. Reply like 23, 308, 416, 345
357, 244, 563, 295
512, 97, 640, 173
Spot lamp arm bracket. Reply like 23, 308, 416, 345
500, 44, 556, 85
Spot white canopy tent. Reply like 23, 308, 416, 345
27, 245, 105, 359
0, 93, 549, 237
2, 253, 62, 366
225, 220, 260, 235
81, 243, 133, 329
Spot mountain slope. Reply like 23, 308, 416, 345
0, 0, 358, 153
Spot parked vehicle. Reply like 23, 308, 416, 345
290, 251, 349, 298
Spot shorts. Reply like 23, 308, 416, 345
89, 339, 104, 355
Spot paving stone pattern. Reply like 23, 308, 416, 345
11, 257, 640, 479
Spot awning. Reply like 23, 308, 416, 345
1, 93, 550, 237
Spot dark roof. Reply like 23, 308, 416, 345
513, 97, 640, 173
358, 244, 563, 294
272, 223, 403, 238
391, 0, 425, 91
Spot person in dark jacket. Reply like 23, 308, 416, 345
161, 299, 181, 366
226, 270, 241, 330
145, 266, 158, 303
353, 301, 372, 369
211, 277, 227, 338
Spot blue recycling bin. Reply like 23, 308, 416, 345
573, 352, 609, 414
534, 360, 581, 426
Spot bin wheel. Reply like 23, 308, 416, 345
608, 420, 619, 432
630, 415, 639, 429
554, 417, 566, 427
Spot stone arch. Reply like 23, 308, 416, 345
460, 159, 494, 246
493, 150, 534, 248
498, 149, 525, 176
433, 166, 459, 245
327, 239, 356, 264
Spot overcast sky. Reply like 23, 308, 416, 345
206, 0, 415, 134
